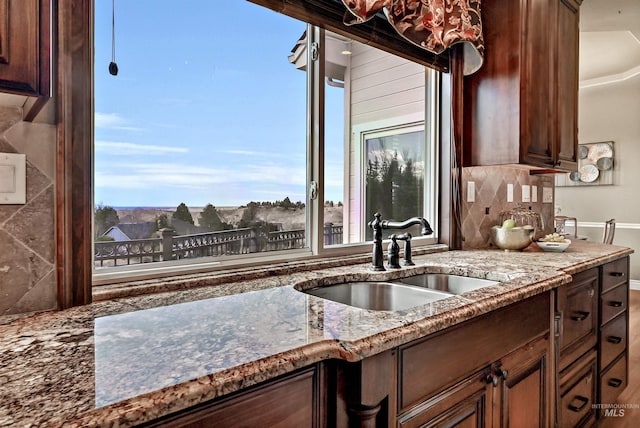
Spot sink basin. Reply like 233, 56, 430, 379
302, 281, 452, 311
396, 273, 498, 294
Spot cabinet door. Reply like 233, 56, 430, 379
145, 367, 320, 428
0, 0, 49, 97
397, 368, 493, 428
496, 334, 551, 428
520, 0, 556, 168
555, 0, 580, 170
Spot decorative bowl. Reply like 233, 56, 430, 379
537, 239, 571, 253
490, 227, 534, 251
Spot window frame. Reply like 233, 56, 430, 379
57, 0, 453, 305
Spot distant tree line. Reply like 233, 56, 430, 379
365, 151, 423, 240
94, 195, 339, 239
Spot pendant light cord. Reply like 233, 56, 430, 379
111, 0, 116, 63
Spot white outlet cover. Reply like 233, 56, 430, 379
507, 183, 514, 202
532, 185, 538, 202
522, 185, 531, 203
0, 153, 26, 204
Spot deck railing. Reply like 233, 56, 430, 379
94, 224, 343, 267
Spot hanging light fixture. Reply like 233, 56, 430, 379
108, 0, 119, 76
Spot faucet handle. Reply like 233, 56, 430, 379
395, 233, 415, 266
387, 234, 401, 269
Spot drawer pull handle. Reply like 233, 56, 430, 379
571, 311, 590, 321
610, 272, 625, 277
609, 301, 624, 307
608, 378, 623, 388
608, 336, 623, 344
568, 396, 589, 412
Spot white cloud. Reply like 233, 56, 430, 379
95, 112, 143, 131
95, 161, 306, 191
95, 141, 188, 155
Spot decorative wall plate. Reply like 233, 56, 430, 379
596, 157, 613, 171
579, 164, 599, 182
588, 143, 613, 162
578, 145, 588, 159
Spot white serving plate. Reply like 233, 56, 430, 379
537, 240, 571, 252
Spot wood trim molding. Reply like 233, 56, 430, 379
0, 0, 8, 64
249, 0, 449, 73
56, 0, 93, 308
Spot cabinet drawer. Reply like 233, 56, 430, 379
560, 351, 597, 428
557, 268, 598, 369
600, 353, 628, 408
601, 258, 628, 293
600, 284, 627, 326
600, 312, 627, 371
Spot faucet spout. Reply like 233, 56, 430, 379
381, 217, 433, 236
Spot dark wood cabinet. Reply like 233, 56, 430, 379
143, 366, 324, 428
558, 349, 598, 428
555, 257, 630, 425
462, 0, 581, 170
597, 257, 630, 417
397, 368, 493, 428
557, 267, 599, 371
0, 0, 50, 113
555, 0, 582, 170
397, 292, 552, 428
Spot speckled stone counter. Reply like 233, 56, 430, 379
0, 241, 633, 427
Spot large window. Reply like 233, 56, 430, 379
92, 1, 439, 282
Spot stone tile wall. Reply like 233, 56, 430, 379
461, 165, 555, 249
0, 107, 57, 315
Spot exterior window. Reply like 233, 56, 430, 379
364, 126, 425, 241
92, 1, 438, 282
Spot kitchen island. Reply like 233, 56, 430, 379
0, 241, 632, 427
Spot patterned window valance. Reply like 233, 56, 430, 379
341, 0, 484, 75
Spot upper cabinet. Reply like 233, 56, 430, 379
0, 0, 50, 112
462, 0, 581, 171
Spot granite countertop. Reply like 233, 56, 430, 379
0, 241, 633, 427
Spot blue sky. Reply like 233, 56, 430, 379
94, 1, 343, 208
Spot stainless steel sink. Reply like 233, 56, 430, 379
302, 281, 452, 311
300, 274, 499, 312
395, 273, 498, 294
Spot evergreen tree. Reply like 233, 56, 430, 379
156, 213, 170, 229
239, 202, 258, 228
172, 202, 194, 225
94, 205, 119, 237
199, 203, 224, 230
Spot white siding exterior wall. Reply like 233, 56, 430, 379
345, 42, 426, 242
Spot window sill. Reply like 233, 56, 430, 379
92, 243, 449, 301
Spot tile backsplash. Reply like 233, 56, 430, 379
461, 165, 555, 249
0, 107, 57, 316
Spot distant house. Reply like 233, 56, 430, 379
102, 222, 158, 241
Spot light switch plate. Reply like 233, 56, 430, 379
507, 183, 514, 202
0, 153, 26, 204
467, 181, 475, 202
532, 185, 538, 202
